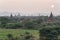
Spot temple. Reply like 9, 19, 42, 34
41, 12, 57, 25
47, 12, 56, 23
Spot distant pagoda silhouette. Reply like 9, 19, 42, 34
49, 12, 54, 19
41, 12, 57, 25
10, 13, 13, 18
47, 12, 56, 23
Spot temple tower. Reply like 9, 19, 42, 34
47, 12, 56, 23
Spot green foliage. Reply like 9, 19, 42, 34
0, 16, 60, 29
6, 31, 36, 40
5, 22, 23, 29
39, 28, 58, 40
7, 34, 14, 40
7, 34, 13, 38
0, 29, 38, 40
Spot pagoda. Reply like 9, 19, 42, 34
47, 12, 56, 23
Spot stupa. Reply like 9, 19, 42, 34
47, 12, 56, 23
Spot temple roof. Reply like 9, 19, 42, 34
49, 12, 54, 19
47, 12, 56, 23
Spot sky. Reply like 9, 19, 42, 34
0, 0, 60, 16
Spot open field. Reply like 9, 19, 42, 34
0, 29, 39, 40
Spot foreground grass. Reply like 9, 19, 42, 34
0, 29, 39, 40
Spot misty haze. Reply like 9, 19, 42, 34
0, 0, 60, 40
0, 0, 60, 16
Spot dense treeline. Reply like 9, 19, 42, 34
39, 27, 60, 40
0, 16, 60, 29
0, 16, 43, 29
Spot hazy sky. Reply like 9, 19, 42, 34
0, 0, 60, 16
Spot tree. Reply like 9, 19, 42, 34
7, 34, 14, 40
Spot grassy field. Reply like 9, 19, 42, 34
0, 29, 39, 40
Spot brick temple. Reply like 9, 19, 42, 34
47, 12, 56, 23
